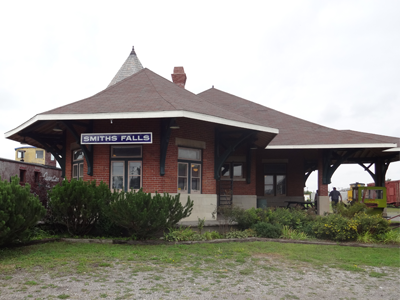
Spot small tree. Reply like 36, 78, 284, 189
107, 189, 193, 239
0, 176, 46, 245
48, 179, 111, 236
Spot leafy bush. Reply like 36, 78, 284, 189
352, 212, 390, 237
48, 179, 111, 236
0, 176, 46, 245
267, 207, 312, 230
281, 225, 309, 240
225, 230, 249, 239
379, 228, 400, 244
312, 214, 357, 241
336, 202, 372, 218
204, 231, 222, 240
107, 189, 193, 239
252, 222, 282, 238
164, 226, 195, 242
233, 207, 269, 230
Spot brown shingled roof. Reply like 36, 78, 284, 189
197, 88, 399, 147
41, 68, 276, 131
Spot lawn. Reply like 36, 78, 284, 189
1, 241, 399, 299
1, 241, 398, 276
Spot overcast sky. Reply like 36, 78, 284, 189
1, 0, 399, 192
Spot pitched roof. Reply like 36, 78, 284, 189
5, 69, 278, 139
107, 46, 143, 87
197, 88, 399, 148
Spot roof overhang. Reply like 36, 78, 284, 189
383, 147, 400, 152
265, 143, 397, 149
5, 110, 279, 139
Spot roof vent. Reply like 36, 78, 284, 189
171, 67, 187, 88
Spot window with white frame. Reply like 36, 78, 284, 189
178, 148, 201, 194
17, 151, 25, 159
72, 149, 84, 180
264, 164, 286, 196
110, 146, 142, 191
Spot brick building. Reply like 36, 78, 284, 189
4, 46, 400, 220
0, 157, 61, 187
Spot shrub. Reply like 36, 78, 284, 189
0, 176, 46, 245
312, 214, 357, 241
225, 230, 249, 239
379, 229, 400, 244
164, 226, 195, 242
107, 189, 193, 239
268, 207, 311, 230
336, 202, 372, 218
48, 179, 111, 236
281, 225, 309, 240
205, 231, 222, 240
233, 207, 269, 230
352, 212, 390, 237
252, 222, 282, 238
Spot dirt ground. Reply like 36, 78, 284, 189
1, 253, 398, 300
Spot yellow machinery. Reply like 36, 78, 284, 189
349, 184, 387, 215
347, 182, 365, 203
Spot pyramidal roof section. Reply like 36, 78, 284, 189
197, 88, 399, 148
107, 46, 144, 87
19, 68, 277, 136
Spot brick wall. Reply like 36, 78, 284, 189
256, 149, 305, 197
64, 118, 216, 194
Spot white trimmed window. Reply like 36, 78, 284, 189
110, 146, 142, 191
178, 148, 201, 194
17, 151, 25, 159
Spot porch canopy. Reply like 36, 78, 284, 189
198, 88, 399, 187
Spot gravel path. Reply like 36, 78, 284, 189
1, 253, 398, 300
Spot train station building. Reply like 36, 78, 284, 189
5, 47, 400, 220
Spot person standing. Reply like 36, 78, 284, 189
329, 187, 342, 207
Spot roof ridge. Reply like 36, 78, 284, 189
198, 87, 340, 131
40, 69, 148, 115
141, 71, 267, 127
143, 69, 178, 110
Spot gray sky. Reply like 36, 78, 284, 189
1, 0, 399, 192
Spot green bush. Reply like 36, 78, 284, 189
252, 222, 282, 238
336, 202, 372, 218
107, 189, 193, 239
281, 225, 309, 240
352, 212, 390, 237
233, 207, 269, 230
268, 207, 312, 230
0, 176, 46, 245
48, 179, 111, 236
164, 226, 195, 242
225, 230, 249, 239
312, 214, 357, 241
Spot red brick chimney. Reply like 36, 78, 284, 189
171, 67, 187, 88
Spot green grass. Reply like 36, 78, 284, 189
0, 241, 398, 277
387, 207, 400, 215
